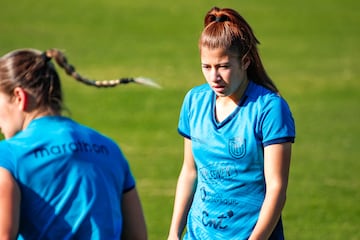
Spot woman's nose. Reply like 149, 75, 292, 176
210, 68, 221, 82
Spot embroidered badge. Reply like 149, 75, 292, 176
228, 138, 246, 159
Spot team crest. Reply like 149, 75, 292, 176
228, 138, 246, 159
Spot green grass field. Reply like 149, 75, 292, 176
1, 0, 359, 239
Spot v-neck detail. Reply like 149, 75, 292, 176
211, 91, 248, 129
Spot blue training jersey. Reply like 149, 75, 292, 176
0, 116, 135, 239
178, 81, 295, 240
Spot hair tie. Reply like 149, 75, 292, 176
41, 51, 51, 63
215, 15, 228, 23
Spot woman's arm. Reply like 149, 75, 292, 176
249, 142, 292, 240
167, 138, 197, 240
121, 188, 147, 240
0, 167, 20, 240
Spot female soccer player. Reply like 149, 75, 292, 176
0, 48, 147, 239
168, 7, 295, 240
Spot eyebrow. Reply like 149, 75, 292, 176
201, 62, 230, 66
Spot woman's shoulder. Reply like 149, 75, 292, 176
0, 140, 9, 151
188, 83, 211, 94
247, 81, 277, 97
246, 82, 294, 121
184, 83, 212, 100
181, 84, 213, 109
193, 83, 211, 91
245, 81, 293, 112
247, 81, 287, 103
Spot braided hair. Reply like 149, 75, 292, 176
199, 7, 278, 93
44, 49, 134, 88
0, 48, 132, 114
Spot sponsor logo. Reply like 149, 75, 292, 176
200, 187, 239, 205
202, 210, 234, 230
33, 141, 109, 158
199, 165, 239, 184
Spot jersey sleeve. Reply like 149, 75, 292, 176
0, 142, 16, 176
121, 154, 136, 193
112, 143, 136, 193
177, 90, 192, 139
260, 96, 296, 146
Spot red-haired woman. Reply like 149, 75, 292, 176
168, 7, 295, 240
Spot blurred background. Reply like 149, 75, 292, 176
1, 0, 359, 239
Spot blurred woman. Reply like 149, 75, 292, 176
0, 48, 147, 239
168, 7, 295, 240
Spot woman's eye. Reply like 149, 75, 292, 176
202, 65, 211, 70
219, 65, 229, 69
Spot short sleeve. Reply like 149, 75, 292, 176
177, 90, 192, 139
0, 142, 16, 175
118, 150, 136, 193
260, 96, 295, 146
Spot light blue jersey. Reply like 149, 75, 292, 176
178, 82, 295, 240
0, 116, 135, 239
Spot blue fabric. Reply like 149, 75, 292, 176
178, 82, 295, 239
0, 116, 135, 239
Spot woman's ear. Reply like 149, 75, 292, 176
12, 87, 28, 111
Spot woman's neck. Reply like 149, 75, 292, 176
23, 109, 59, 130
215, 78, 249, 122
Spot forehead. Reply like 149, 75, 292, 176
200, 47, 238, 64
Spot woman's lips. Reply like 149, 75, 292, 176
212, 84, 225, 92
